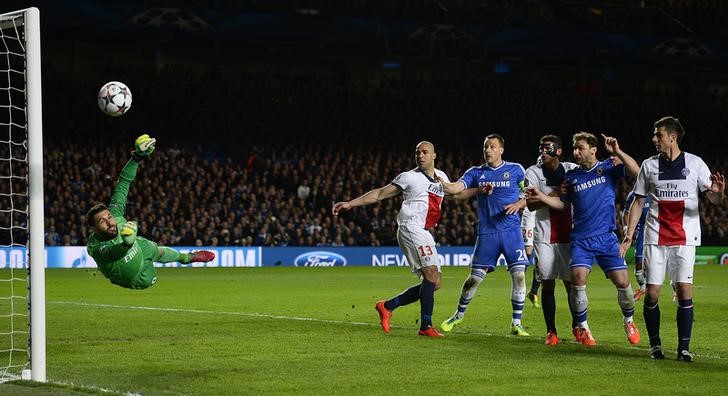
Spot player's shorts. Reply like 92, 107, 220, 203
130, 262, 158, 289
570, 232, 626, 274
471, 228, 528, 273
522, 227, 534, 247
644, 244, 695, 285
130, 237, 159, 290
534, 242, 570, 280
397, 225, 441, 276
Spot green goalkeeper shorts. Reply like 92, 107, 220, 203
130, 237, 159, 290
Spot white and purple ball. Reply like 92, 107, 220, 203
97, 81, 132, 117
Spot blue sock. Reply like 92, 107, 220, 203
677, 298, 694, 352
528, 254, 540, 295
419, 280, 436, 330
384, 284, 420, 311
643, 298, 661, 347
542, 288, 556, 332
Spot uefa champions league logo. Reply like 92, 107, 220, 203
596, 168, 604, 175
503, 172, 510, 180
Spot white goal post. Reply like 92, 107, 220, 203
0, 7, 45, 383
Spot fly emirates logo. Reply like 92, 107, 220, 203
656, 182, 689, 198
428, 183, 444, 195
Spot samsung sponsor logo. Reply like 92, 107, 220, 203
481, 181, 511, 188
574, 176, 606, 192
294, 251, 347, 267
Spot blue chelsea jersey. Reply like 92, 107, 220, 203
460, 161, 525, 235
562, 160, 625, 240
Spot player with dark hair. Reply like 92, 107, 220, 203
439, 133, 531, 337
528, 132, 641, 347
525, 134, 582, 346
621, 116, 725, 361
86, 135, 215, 289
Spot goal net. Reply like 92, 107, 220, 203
0, 7, 45, 382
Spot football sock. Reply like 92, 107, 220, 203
510, 269, 526, 326
643, 297, 661, 347
384, 284, 421, 311
542, 287, 556, 332
528, 254, 540, 295
634, 267, 646, 288
419, 280, 436, 330
158, 247, 183, 263
617, 286, 635, 323
565, 285, 578, 328
455, 268, 486, 318
677, 298, 694, 352
571, 285, 588, 328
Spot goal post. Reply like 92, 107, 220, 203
0, 7, 45, 383
26, 6, 46, 383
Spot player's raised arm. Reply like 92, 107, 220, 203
601, 133, 639, 178
108, 134, 157, 218
332, 183, 401, 216
705, 171, 725, 206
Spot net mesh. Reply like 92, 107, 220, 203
0, 10, 30, 382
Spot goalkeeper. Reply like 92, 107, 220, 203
85, 134, 215, 289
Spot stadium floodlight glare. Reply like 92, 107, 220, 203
0, 7, 45, 383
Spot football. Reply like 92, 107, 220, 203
97, 81, 132, 117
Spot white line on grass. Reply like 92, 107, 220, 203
51, 301, 723, 360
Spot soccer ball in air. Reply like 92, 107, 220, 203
98, 81, 132, 117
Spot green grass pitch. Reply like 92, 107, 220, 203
3, 264, 728, 395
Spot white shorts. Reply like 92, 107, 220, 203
534, 242, 571, 280
522, 227, 534, 248
644, 244, 695, 285
397, 225, 441, 276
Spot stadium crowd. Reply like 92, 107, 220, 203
36, 66, 727, 248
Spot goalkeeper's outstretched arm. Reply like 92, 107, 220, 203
108, 134, 156, 218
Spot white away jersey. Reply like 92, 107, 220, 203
633, 152, 712, 246
392, 168, 450, 229
525, 161, 578, 243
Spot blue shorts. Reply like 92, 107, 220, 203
570, 232, 626, 273
471, 228, 528, 273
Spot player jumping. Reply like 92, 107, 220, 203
86, 134, 215, 289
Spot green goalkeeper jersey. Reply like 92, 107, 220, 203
86, 158, 158, 289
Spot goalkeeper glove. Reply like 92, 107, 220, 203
120, 221, 138, 246
132, 134, 156, 160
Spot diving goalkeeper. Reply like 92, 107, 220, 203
85, 134, 215, 289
